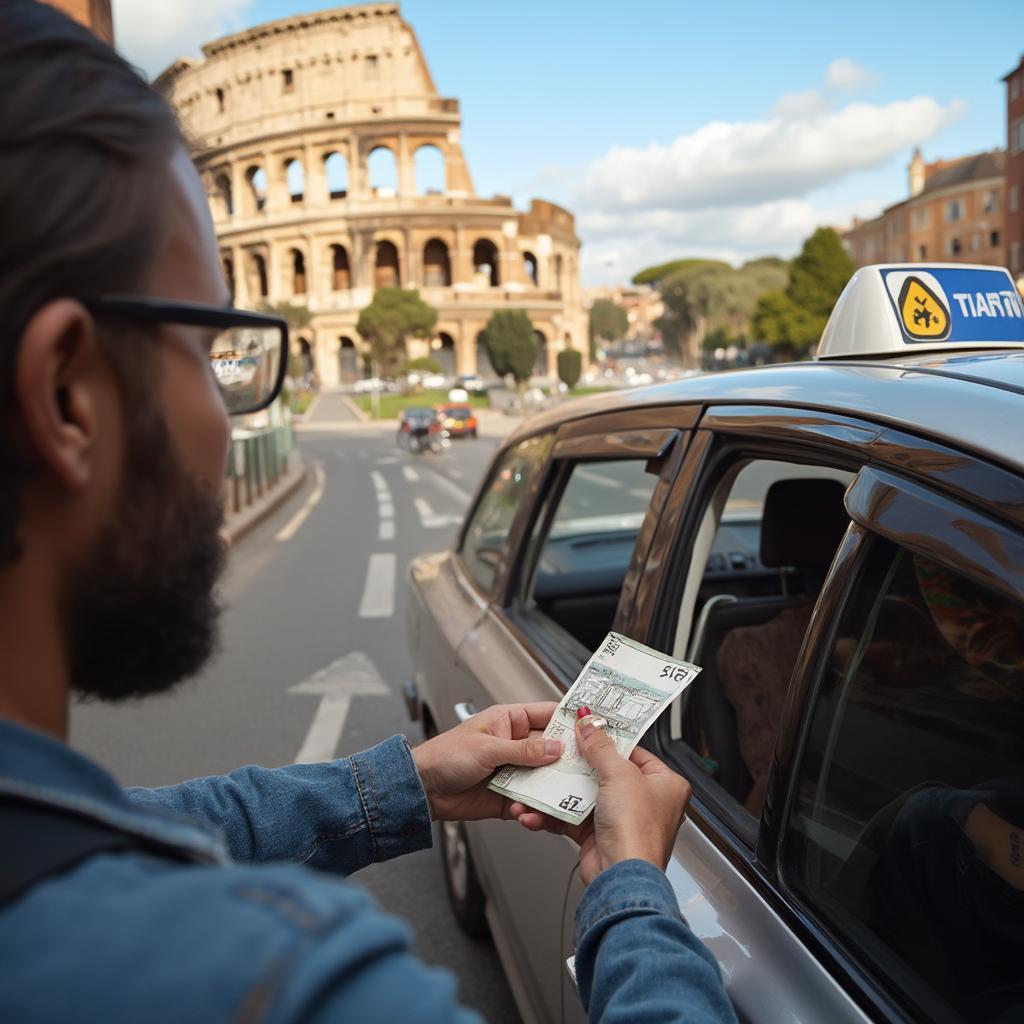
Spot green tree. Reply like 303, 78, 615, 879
588, 298, 629, 359
632, 257, 729, 286
261, 301, 312, 332
482, 310, 538, 397
356, 287, 437, 377
557, 347, 582, 391
749, 228, 854, 355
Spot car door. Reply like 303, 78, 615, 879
454, 407, 697, 1024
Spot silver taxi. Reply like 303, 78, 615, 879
404, 264, 1024, 1024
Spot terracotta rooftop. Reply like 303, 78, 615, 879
922, 150, 1005, 194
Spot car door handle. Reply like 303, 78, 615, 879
454, 701, 478, 722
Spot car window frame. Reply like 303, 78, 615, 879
490, 407, 697, 689
769, 469, 1024, 1022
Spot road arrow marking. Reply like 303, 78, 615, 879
288, 652, 390, 763
414, 496, 463, 529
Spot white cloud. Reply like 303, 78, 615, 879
579, 197, 886, 286
826, 57, 877, 93
112, 0, 253, 79
773, 89, 829, 119
578, 96, 965, 214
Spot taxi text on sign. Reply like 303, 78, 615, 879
880, 267, 1024, 344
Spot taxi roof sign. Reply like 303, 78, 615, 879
817, 263, 1024, 360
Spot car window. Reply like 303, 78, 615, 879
459, 434, 553, 594
665, 457, 854, 832
782, 539, 1024, 1023
519, 459, 660, 654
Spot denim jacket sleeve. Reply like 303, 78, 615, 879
124, 735, 432, 875
575, 859, 738, 1024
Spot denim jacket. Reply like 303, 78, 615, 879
0, 718, 735, 1023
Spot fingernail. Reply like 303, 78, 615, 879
544, 739, 562, 756
578, 718, 594, 738
591, 717, 607, 730
576, 706, 591, 720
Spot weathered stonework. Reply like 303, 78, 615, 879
157, 3, 584, 384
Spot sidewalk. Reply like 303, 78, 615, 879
221, 451, 307, 547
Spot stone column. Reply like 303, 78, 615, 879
231, 162, 248, 219
403, 226, 415, 287
348, 137, 365, 197
231, 246, 247, 306
267, 244, 282, 303
265, 152, 288, 212
397, 134, 415, 197
305, 143, 326, 206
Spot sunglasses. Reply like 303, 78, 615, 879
85, 296, 290, 416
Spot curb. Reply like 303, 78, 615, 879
340, 393, 369, 421
221, 454, 308, 548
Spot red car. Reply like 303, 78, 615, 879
436, 404, 478, 439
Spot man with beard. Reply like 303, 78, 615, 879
0, 5, 734, 1024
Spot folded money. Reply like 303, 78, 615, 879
488, 631, 701, 825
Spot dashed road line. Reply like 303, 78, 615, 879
359, 553, 396, 618
275, 462, 326, 542
378, 520, 395, 541
402, 465, 421, 483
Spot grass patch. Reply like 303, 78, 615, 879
568, 386, 619, 397
289, 389, 317, 415
353, 388, 490, 419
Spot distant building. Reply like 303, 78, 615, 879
582, 285, 664, 342
156, 3, 584, 385
42, 0, 113, 42
1004, 54, 1024, 282
843, 147, 1005, 270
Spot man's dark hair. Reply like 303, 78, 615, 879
0, 0, 184, 560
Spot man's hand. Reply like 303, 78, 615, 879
412, 702, 562, 822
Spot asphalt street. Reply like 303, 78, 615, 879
69, 424, 521, 1023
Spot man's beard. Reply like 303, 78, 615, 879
66, 410, 227, 702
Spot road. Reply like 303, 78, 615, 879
70, 424, 521, 1023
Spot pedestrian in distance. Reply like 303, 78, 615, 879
0, 4, 736, 1022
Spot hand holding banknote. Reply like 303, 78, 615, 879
510, 710, 691, 884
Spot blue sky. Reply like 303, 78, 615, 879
114, 0, 1024, 282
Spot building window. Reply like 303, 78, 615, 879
1011, 186, 1019, 212
945, 199, 963, 222
282, 69, 294, 93
983, 189, 999, 214
1012, 118, 1024, 156
918, 244, 928, 260
991, 230, 1001, 248
214, 88, 225, 114
949, 237, 962, 257
365, 54, 379, 80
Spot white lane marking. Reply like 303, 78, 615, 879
289, 652, 390, 763
378, 520, 395, 541
422, 468, 473, 505
379, 501, 394, 519
359, 553, 396, 618
402, 465, 420, 483
415, 496, 463, 529
275, 462, 326, 542
577, 468, 624, 490
371, 470, 388, 493
377, 456, 399, 465
629, 487, 653, 499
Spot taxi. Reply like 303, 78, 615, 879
403, 264, 1024, 1024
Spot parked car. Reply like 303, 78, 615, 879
456, 373, 487, 395
436, 403, 478, 439
403, 264, 1024, 1024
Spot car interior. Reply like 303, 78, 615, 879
666, 460, 856, 819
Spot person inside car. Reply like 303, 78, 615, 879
0, 5, 735, 1022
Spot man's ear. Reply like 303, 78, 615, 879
15, 299, 108, 492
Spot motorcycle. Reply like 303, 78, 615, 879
408, 421, 450, 454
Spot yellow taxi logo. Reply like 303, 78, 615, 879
897, 276, 950, 341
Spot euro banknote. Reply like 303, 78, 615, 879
487, 631, 701, 826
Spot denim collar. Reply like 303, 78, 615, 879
0, 717, 226, 863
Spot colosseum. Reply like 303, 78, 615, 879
156, 3, 585, 386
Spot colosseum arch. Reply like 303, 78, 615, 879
285, 158, 305, 203
324, 151, 348, 199
246, 250, 268, 299
221, 252, 235, 302
211, 172, 233, 220
244, 165, 267, 216
433, 332, 456, 376
554, 253, 564, 292
330, 243, 351, 291
472, 238, 500, 287
374, 239, 401, 288
368, 146, 397, 197
523, 251, 538, 286
289, 248, 307, 295
533, 328, 548, 374
338, 336, 358, 383
422, 238, 451, 287
414, 144, 445, 196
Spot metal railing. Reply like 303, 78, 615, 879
224, 424, 293, 515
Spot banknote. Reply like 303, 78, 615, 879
487, 631, 701, 826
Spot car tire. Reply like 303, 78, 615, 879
426, 724, 489, 938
